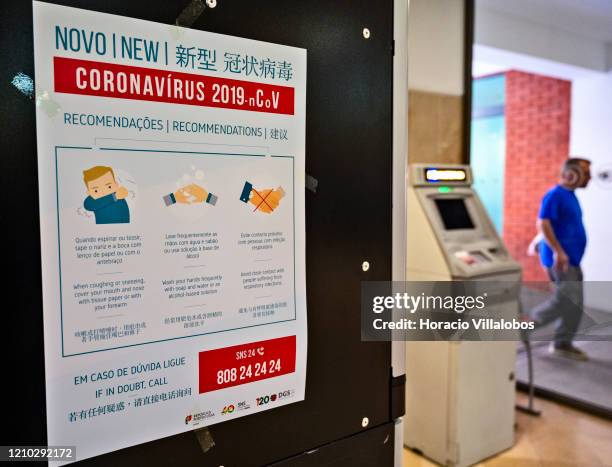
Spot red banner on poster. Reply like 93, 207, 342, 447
198, 335, 296, 393
53, 56, 294, 114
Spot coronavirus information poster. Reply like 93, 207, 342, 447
33, 1, 307, 462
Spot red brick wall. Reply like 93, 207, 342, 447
503, 71, 571, 282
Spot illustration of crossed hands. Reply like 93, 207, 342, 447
239, 181, 285, 213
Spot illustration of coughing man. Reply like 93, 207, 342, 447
82, 166, 130, 224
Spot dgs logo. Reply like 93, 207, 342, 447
222, 405, 235, 415
277, 389, 294, 399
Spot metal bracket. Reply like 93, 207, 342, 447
390, 373, 406, 420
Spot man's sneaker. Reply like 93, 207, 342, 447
548, 343, 588, 361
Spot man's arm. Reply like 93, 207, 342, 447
537, 218, 569, 272
526, 232, 543, 256
84, 193, 117, 212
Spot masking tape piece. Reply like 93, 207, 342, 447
176, 0, 206, 27
11, 72, 34, 98
306, 174, 318, 194
35, 88, 61, 117
193, 427, 215, 453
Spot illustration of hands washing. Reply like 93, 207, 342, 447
164, 183, 218, 206
163, 167, 218, 207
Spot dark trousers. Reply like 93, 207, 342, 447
532, 266, 584, 347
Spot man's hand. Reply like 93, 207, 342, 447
526, 233, 543, 257
115, 186, 129, 200
538, 219, 569, 272
553, 249, 569, 272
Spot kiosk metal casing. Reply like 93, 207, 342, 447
404, 164, 520, 467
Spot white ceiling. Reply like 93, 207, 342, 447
472, 44, 601, 81
478, 0, 612, 42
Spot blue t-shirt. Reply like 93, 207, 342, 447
538, 185, 586, 268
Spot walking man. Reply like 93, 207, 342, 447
532, 158, 591, 360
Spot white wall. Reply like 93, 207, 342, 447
473, 46, 612, 310
408, 0, 464, 95
571, 71, 612, 294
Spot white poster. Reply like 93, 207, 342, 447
33, 1, 306, 462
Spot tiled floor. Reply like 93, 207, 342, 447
517, 288, 612, 414
403, 392, 612, 467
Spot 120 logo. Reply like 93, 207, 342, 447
256, 389, 295, 406
256, 394, 275, 406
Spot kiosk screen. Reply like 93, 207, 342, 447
434, 198, 475, 230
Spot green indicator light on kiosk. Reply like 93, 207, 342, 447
438, 186, 453, 193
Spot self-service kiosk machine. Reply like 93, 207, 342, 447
404, 164, 521, 467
